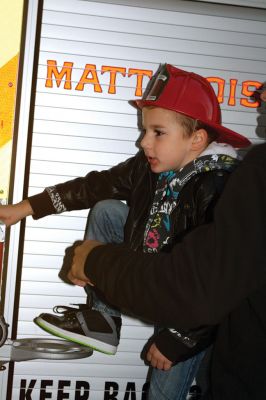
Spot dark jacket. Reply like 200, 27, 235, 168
85, 144, 266, 399
29, 149, 232, 362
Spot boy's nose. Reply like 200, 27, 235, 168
140, 133, 152, 150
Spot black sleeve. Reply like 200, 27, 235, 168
85, 144, 266, 329
28, 151, 145, 219
153, 326, 216, 362
154, 171, 230, 361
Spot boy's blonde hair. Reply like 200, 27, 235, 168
177, 113, 218, 144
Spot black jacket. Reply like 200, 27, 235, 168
85, 144, 266, 399
29, 149, 232, 362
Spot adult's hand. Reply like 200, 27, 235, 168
67, 240, 104, 286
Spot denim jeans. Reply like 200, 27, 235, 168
85, 200, 206, 400
84, 199, 128, 317
148, 350, 206, 400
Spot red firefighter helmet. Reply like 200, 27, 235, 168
130, 64, 250, 148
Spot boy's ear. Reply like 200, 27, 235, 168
191, 128, 208, 150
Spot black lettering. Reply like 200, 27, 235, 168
141, 382, 149, 400
57, 380, 71, 399
19, 379, 36, 400
124, 382, 136, 400
75, 381, 90, 400
104, 381, 119, 400
40, 380, 53, 399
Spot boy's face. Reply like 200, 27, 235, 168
140, 107, 196, 173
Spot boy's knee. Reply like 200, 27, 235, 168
90, 200, 126, 222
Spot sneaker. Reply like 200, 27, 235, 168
34, 304, 121, 355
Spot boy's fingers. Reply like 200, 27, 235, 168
146, 343, 173, 370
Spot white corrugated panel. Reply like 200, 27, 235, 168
12, 0, 266, 399
195, 0, 266, 9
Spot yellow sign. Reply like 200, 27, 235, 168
0, 0, 24, 199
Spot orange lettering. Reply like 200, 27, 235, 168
101, 66, 126, 94
228, 79, 238, 106
128, 68, 153, 97
240, 81, 262, 108
75, 64, 102, 92
46, 60, 73, 89
45, 60, 263, 110
206, 77, 225, 104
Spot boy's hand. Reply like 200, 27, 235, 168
0, 200, 33, 226
146, 343, 173, 371
67, 240, 104, 287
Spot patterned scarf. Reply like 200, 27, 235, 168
143, 154, 238, 253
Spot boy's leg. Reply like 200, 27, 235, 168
34, 200, 129, 354
84, 200, 128, 316
148, 351, 206, 400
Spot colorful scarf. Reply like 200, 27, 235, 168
143, 154, 238, 253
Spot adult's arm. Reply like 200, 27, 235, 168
84, 144, 266, 329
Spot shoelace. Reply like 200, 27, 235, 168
52, 304, 92, 326
53, 304, 92, 314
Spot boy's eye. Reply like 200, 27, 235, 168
155, 129, 165, 136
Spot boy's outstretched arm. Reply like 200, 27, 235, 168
0, 200, 33, 226
70, 144, 266, 330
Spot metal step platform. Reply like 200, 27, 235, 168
0, 315, 92, 371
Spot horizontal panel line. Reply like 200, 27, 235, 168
40, 50, 266, 76
11, 361, 147, 369
21, 282, 69, 286
25, 237, 83, 242
30, 170, 91, 179
29, 174, 102, 180
42, 7, 266, 32
34, 104, 265, 121
14, 373, 146, 378
35, 104, 134, 116
31, 158, 113, 166
42, 20, 266, 40
24, 247, 72, 252
11, 368, 147, 375
33, 131, 137, 143
40, 36, 266, 62
34, 118, 136, 131
22, 268, 61, 272
34, 98, 264, 115
41, 27, 266, 49
25, 227, 86, 233
32, 145, 134, 156
29, 173, 105, 179
36, 83, 143, 97
20, 292, 81, 295
35, 87, 266, 115
27, 212, 88, 220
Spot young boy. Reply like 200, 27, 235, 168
0, 64, 250, 399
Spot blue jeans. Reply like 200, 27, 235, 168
85, 200, 206, 400
148, 350, 206, 400
84, 199, 128, 317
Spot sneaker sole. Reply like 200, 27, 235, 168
34, 317, 117, 355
